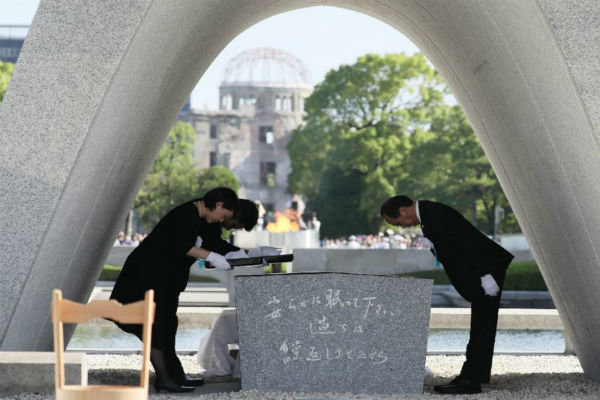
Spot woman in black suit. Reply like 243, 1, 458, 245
110, 187, 238, 393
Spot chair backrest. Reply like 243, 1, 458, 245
51, 289, 155, 391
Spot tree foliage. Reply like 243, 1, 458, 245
288, 53, 519, 236
134, 121, 239, 230
314, 168, 370, 238
197, 165, 239, 195
135, 121, 198, 229
401, 105, 519, 233
289, 53, 445, 236
0, 61, 15, 103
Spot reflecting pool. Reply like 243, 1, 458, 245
68, 324, 564, 353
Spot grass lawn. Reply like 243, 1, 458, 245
400, 260, 548, 291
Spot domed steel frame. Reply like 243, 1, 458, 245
222, 47, 311, 85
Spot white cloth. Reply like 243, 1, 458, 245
225, 249, 248, 259
425, 365, 434, 379
197, 308, 240, 378
247, 246, 281, 257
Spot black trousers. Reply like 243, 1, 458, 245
114, 291, 186, 379
459, 269, 506, 383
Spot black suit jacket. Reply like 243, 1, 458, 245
112, 201, 238, 305
418, 200, 514, 301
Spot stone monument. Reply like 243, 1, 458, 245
4, 0, 600, 382
235, 273, 432, 394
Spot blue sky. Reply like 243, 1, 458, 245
1, 1, 420, 109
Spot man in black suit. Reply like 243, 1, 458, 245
380, 195, 514, 394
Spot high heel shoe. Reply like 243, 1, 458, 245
177, 376, 205, 386
151, 348, 195, 393
164, 349, 205, 386
153, 381, 195, 393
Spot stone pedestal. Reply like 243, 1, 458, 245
235, 273, 432, 394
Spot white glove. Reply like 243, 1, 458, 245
225, 249, 249, 259
247, 246, 281, 257
206, 252, 231, 270
481, 274, 500, 296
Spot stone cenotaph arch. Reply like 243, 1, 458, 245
1, 0, 600, 379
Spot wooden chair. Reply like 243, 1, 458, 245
52, 289, 155, 400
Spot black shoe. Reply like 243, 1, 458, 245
150, 348, 196, 393
434, 377, 481, 394
177, 376, 205, 386
153, 381, 195, 393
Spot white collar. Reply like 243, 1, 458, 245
415, 200, 422, 224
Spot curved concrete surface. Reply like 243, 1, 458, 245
1, 0, 600, 379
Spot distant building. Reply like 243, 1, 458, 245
190, 48, 313, 211
0, 25, 27, 63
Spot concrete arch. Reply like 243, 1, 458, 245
1, 0, 600, 378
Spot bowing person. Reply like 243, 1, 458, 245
380, 195, 514, 395
110, 187, 238, 393
200, 198, 280, 260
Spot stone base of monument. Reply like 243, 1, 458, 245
0, 351, 87, 394
235, 273, 432, 395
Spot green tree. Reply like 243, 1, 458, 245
134, 121, 199, 230
197, 165, 239, 195
289, 52, 520, 236
289, 53, 447, 234
0, 61, 15, 103
314, 168, 369, 238
401, 105, 519, 233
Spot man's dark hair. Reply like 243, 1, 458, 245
235, 199, 259, 231
380, 195, 414, 218
202, 187, 238, 211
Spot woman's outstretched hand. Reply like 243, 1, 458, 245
206, 252, 232, 270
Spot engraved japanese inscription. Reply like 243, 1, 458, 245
235, 273, 432, 394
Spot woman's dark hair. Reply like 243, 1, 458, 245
235, 199, 259, 231
380, 195, 413, 218
202, 187, 238, 211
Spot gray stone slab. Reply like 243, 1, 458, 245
291, 249, 436, 275
0, 351, 86, 394
235, 273, 432, 394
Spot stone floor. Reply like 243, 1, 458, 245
3, 353, 599, 399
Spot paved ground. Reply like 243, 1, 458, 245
7, 284, 579, 398
2, 354, 598, 399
